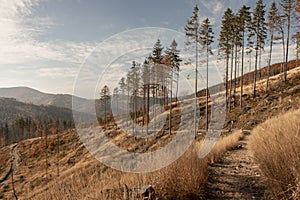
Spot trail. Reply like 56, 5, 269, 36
0, 144, 20, 185
204, 133, 267, 200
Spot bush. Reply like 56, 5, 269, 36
249, 109, 300, 199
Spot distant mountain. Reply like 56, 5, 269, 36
0, 87, 94, 113
0, 97, 70, 124
0, 97, 94, 124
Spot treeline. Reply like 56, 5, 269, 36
0, 116, 74, 147
185, 0, 299, 114
98, 39, 182, 133
97, 0, 300, 134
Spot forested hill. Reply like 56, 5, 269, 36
0, 87, 93, 113
0, 97, 74, 124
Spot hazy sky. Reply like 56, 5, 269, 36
0, 0, 288, 97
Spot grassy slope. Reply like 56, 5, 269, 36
249, 109, 300, 199
0, 65, 299, 199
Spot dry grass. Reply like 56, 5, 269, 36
27, 130, 242, 200
147, 130, 243, 199
249, 109, 300, 200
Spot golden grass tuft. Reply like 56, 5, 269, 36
249, 109, 300, 200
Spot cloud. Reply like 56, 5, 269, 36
0, 0, 96, 67
38, 67, 79, 78
0, 76, 33, 87
201, 0, 225, 16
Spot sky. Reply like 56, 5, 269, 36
0, 0, 295, 98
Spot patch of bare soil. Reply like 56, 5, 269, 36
204, 132, 267, 200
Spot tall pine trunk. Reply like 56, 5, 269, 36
284, 13, 291, 82
240, 32, 245, 108
229, 45, 234, 111
233, 43, 238, 107
206, 43, 209, 131
266, 33, 274, 91
169, 69, 173, 135
225, 54, 229, 111
143, 85, 146, 125
146, 84, 150, 135
253, 45, 259, 97
194, 33, 198, 139
176, 69, 179, 103
281, 32, 286, 73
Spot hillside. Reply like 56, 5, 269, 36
0, 97, 96, 148
0, 97, 74, 124
0, 64, 299, 199
0, 87, 94, 114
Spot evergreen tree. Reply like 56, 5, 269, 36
252, 0, 267, 97
149, 39, 166, 131
219, 8, 234, 111
100, 85, 110, 129
118, 77, 126, 95
266, 2, 280, 91
165, 39, 182, 135
113, 87, 119, 119
199, 18, 214, 131
142, 59, 150, 128
165, 39, 182, 102
237, 5, 252, 107
280, 0, 299, 81
127, 61, 141, 135
184, 4, 200, 138
232, 14, 241, 107
150, 39, 165, 106
151, 39, 164, 64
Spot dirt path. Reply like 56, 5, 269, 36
204, 133, 267, 200
0, 144, 20, 185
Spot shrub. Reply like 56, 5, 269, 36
249, 109, 300, 199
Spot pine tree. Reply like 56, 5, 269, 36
184, 4, 200, 138
149, 40, 165, 131
119, 77, 126, 95
199, 18, 214, 131
219, 8, 234, 111
232, 14, 241, 107
127, 61, 141, 135
113, 87, 119, 119
165, 40, 182, 135
100, 85, 110, 129
142, 59, 150, 131
280, 0, 299, 81
266, 2, 280, 91
165, 40, 182, 102
252, 0, 267, 97
237, 5, 252, 108
151, 39, 164, 64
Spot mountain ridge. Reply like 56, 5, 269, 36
0, 86, 94, 113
